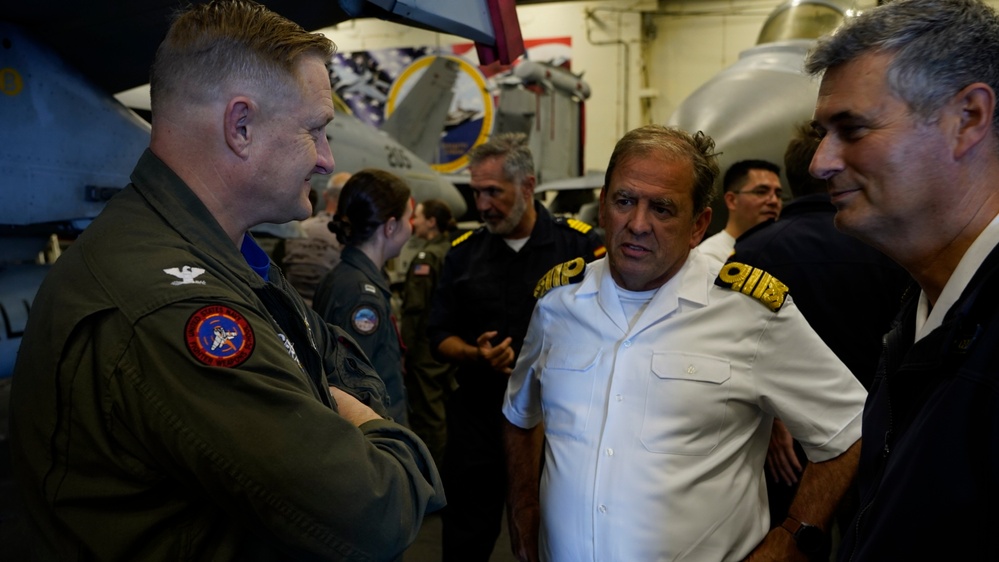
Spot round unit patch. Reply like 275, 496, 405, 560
185, 305, 255, 367
351, 305, 380, 335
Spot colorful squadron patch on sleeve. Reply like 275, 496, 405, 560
185, 305, 255, 367
351, 305, 380, 335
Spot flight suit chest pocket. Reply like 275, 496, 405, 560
540, 347, 600, 437
640, 352, 731, 455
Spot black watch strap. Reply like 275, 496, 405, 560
780, 515, 805, 536
781, 516, 830, 557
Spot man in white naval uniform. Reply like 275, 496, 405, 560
503, 125, 865, 562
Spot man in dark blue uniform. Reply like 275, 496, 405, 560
806, 1, 999, 559
428, 133, 604, 561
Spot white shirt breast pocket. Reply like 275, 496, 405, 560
540, 347, 600, 437
640, 352, 731, 455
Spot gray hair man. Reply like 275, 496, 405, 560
807, 0, 999, 559
429, 132, 604, 561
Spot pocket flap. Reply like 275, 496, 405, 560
545, 347, 601, 371
651, 352, 730, 384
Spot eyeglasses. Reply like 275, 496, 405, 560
735, 186, 783, 199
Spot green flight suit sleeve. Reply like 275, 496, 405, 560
107, 298, 445, 560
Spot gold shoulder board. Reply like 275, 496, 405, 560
714, 262, 789, 312
451, 230, 474, 247
534, 257, 586, 298
566, 218, 593, 234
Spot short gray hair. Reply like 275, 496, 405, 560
806, 0, 999, 131
467, 133, 535, 185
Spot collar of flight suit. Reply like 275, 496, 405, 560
130, 148, 272, 291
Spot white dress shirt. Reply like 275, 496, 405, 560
503, 252, 865, 561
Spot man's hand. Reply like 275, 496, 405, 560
477, 330, 515, 375
766, 419, 803, 485
330, 386, 382, 427
751, 439, 861, 561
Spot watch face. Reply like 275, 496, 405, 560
796, 524, 829, 554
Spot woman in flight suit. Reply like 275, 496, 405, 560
401, 199, 459, 466
313, 169, 413, 425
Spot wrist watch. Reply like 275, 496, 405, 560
781, 516, 830, 557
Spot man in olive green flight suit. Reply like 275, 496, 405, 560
8, 2, 444, 560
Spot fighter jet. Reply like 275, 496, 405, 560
0, 0, 525, 379
376, 55, 461, 170
667, 0, 854, 236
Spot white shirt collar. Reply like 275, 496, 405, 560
587, 251, 711, 335
916, 212, 999, 341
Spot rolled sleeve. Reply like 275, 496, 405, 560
503, 303, 547, 429
755, 299, 867, 463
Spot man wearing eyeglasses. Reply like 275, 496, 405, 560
697, 159, 783, 266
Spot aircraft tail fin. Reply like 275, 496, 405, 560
381, 56, 459, 164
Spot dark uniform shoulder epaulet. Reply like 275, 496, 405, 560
451, 229, 477, 248
714, 262, 789, 312
533, 257, 586, 299
554, 216, 606, 259
554, 216, 594, 235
